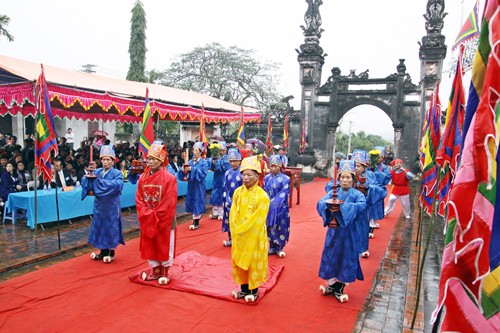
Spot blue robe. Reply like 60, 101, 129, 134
222, 167, 242, 233
209, 155, 230, 206
317, 187, 366, 283
263, 172, 291, 251
374, 163, 392, 186
82, 167, 124, 249
177, 158, 208, 215
364, 170, 387, 221
372, 163, 391, 217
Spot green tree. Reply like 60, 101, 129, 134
151, 42, 283, 110
335, 130, 391, 155
0, 14, 14, 42
126, 1, 147, 83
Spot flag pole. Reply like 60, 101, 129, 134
51, 153, 62, 250
411, 167, 442, 328
33, 168, 38, 238
33, 82, 39, 238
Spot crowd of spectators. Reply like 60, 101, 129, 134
0, 131, 193, 206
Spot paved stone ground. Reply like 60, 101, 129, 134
0, 182, 443, 332
353, 182, 444, 333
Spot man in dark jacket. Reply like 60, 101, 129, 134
52, 159, 75, 188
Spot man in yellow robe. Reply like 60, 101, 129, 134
230, 156, 270, 303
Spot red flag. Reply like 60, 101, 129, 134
265, 115, 273, 156
237, 107, 245, 149
432, 2, 500, 330
452, 1, 480, 50
435, 48, 466, 216
199, 103, 208, 149
420, 84, 442, 216
299, 121, 306, 154
35, 65, 58, 183
139, 88, 154, 157
283, 114, 289, 149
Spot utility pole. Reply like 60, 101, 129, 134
347, 121, 353, 155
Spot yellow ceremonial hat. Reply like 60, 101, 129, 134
240, 156, 261, 174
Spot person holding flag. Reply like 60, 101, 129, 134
81, 145, 124, 263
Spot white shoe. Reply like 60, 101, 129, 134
405, 215, 410, 219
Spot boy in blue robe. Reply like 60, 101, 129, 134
221, 148, 243, 247
263, 154, 291, 258
209, 142, 230, 220
317, 159, 366, 302
82, 145, 124, 263
352, 149, 387, 258
177, 142, 209, 230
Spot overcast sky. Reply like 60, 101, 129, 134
2, 0, 478, 141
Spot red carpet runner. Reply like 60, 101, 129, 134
0, 178, 400, 332
129, 250, 284, 304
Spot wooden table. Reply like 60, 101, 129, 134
283, 166, 303, 208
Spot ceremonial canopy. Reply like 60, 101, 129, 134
0, 54, 261, 124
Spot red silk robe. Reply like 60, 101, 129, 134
136, 167, 178, 261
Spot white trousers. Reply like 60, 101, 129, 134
384, 193, 411, 217
212, 206, 223, 216
148, 229, 176, 268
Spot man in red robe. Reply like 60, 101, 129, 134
136, 143, 178, 284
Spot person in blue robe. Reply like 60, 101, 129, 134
263, 155, 291, 257
221, 148, 242, 246
81, 145, 124, 263
209, 142, 230, 220
177, 142, 209, 230
317, 159, 366, 300
366, 149, 390, 232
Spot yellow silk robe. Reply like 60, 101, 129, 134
229, 182, 270, 290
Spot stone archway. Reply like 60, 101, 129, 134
293, 1, 421, 176
293, 60, 420, 176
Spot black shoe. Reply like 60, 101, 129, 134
189, 219, 200, 230
91, 249, 109, 261
332, 282, 345, 297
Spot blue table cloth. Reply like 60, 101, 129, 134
7, 172, 214, 229
6, 182, 138, 229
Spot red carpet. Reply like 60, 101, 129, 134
0, 179, 400, 332
129, 250, 284, 305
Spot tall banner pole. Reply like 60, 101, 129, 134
33, 168, 38, 237
51, 154, 61, 251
